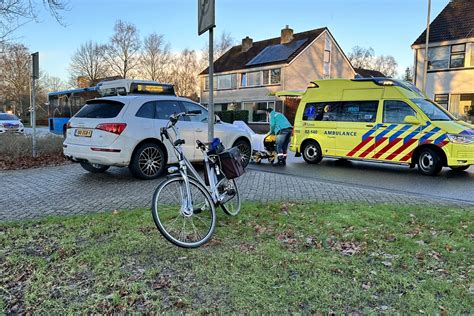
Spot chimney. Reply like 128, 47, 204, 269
281, 25, 294, 44
241, 36, 253, 52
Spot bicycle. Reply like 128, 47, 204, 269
151, 111, 243, 248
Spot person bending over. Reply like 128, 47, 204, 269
266, 108, 292, 166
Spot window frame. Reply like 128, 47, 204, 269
434, 94, 449, 110
382, 100, 417, 124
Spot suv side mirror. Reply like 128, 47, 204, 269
215, 114, 221, 123
404, 115, 420, 125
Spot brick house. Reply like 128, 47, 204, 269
199, 26, 355, 131
412, 0, 474, 119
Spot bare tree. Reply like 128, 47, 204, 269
373, 55, 398, 78
199, 31, 234, 71
348, 46, 375, 69
0, 43, 31, 116
169, 49, 199, 97
349, 46, 398, 77
104, 20, 141, 79
0, 0, 68, 43
140, 33, 171, 82
69, 41, 108, 86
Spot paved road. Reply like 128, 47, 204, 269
249, 153, 474, 204
0, 163, 472, 222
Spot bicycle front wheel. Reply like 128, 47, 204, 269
152, 176, 216, 248
218, 178, 241, 216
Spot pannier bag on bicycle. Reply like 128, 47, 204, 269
218, 147, 245, 179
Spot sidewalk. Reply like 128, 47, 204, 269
0, 164, 471, 222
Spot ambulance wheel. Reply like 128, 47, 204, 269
417, 148, 442, 176
302, 140, 322, 164
450, 165, 469, 172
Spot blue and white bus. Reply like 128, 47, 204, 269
47, 79, 175, 135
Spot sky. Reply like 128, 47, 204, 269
11, 0, 448, 82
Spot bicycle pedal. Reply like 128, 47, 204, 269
193, 207, 203, 214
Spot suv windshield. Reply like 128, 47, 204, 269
410, 99, 454, 121
0, 113, 19, 120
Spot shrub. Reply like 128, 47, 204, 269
0, 134, 63, 161
215, 110, 249, 123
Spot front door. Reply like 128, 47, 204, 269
371, 100, 421, 162
335, 100, 379, 158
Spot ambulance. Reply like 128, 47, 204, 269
278, 78, 474, 176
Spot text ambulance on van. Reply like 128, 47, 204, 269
277, 78, 474, 176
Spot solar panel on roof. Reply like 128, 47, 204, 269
246, 38, 308, 66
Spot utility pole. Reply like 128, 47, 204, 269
198, 0, 216, 142
31, 52, 39, 157
422, 0, 431, 94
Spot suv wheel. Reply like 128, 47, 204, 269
417, 148, 443, 176
80, 162, 110, 173
302, 140, 322, 164
233, 139, 251, 168
130, 143, 166, 180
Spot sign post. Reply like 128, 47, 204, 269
31, 52, 39, 157
198, 0, 215, 142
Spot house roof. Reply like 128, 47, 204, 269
354, 68, 386, 78
412, 0, 474, 46
200, 27, 327, 75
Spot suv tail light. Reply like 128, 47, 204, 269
96, 123, 127, 135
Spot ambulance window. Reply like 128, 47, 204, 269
383, 100, 416, 123
339, 101, 378, 122
303, 102, 338, 121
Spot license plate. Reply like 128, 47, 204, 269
75, 128, 93, 137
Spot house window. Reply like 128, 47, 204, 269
428, 44, 467, 70
323, 34, 331, 78
241, 101, 280, 122
450, 44, 465, 68
434, 94, 449, 110
241, 71, 261, 87
217, 74, 237, 90
471, 43, 474, 66
242, 68, 281, 87
270, 69, 281, 84
262, 68, 281, 85
204, 74, 237, 90
428, 46, 450, 70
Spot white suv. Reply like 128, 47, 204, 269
63, 95, 252, 179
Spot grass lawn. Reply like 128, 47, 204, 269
1, 202, 472, 314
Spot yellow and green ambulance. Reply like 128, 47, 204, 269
278, 78, 474, 176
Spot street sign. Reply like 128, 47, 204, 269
198, 0, 215, 36
32, 52, 39, 79
31, 52, 39, 157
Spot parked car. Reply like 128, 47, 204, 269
63, 95, 253, 179
0, 113, 24, 135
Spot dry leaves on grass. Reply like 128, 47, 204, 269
0, 153, 69, 170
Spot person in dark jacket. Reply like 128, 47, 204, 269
266, 108, 292, 166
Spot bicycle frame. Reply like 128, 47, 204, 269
161, 116, 222, 205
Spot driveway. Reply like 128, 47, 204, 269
0, 163, 472, 222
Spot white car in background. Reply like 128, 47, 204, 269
63, 95, 252, 179
0, 113, 24, 135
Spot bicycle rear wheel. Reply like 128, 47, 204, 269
152, 176, 216, 248
218, 178, 241, 216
